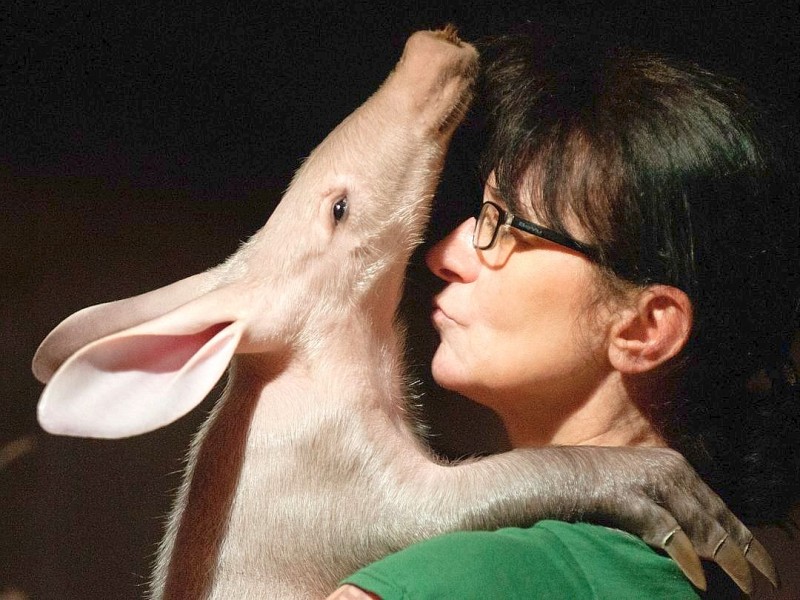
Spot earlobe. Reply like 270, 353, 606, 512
608, 285, 693, 374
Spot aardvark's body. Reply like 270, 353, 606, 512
33, 28, 768, 598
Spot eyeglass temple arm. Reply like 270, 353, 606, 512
508, 215, 599, 260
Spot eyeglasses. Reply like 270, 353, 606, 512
472, 201, 599, 263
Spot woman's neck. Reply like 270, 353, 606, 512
499, 373, 667, 449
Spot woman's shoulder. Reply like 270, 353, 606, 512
342, 521, 699, 599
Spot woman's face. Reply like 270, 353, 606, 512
426, 180, 610, 416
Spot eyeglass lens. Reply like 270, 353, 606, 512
474, 202, 501, 250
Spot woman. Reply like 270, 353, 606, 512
330, 33, 799, 598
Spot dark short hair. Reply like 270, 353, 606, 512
478, 33, 800, 523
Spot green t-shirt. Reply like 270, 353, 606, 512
342, 520, 699, 599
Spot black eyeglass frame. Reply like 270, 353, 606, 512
473, 201, 599, 261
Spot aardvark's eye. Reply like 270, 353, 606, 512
333, 197, 348, 223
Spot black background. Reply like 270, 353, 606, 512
2, 1, 798, 598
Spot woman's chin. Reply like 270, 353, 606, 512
430, 358, 449, 389
430, 349, 470, 396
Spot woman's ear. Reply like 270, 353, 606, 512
607, 285, 693, 374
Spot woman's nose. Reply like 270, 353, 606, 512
425, 218, 480, 283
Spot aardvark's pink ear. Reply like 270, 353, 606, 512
36, 309, 243, 439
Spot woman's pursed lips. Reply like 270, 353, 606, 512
431, 297, 459, 327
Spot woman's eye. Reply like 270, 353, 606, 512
332, 197, 348, 223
